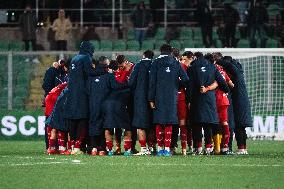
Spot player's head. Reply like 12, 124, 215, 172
99, 56, 110, 66
223, 56, 233, 63
172, 48, 180, 59
109, 60, 118, 71
181, 51, 194, 66
160, 44, 172, 54
116, 54, 128, 70
204, 53, 214, 63
194, 52, 203, 59
63, 58, 71, 72
143, 50, 154, 59
212, 52, 223, 63
80, 41, 95, 56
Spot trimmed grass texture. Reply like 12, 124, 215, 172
0, 140, 283, 189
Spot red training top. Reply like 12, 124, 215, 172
45, 82, 68, 116
215, 64, 230, 106
114, 63, 134, 83
177, 63, 188, 102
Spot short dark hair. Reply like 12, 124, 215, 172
99, 56, 108, 63
172, 48, 180, 58
182, 51, 194, 59
204, 53, 214, 63
194, 52, 203, 59
160, 44, 172, 54
212, 52, 223, 62
116, 55, 126, 65
109, 60, 118, 70
143, 50, 154, 59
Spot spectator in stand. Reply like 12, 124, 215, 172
223, 3, 239, 47
195, 1, 213, 48
52, 9, 72, 51
131, 1, 152, 47
235, 0, 251, 26
19, 4, 37, 51
82, 26, 101, 42
248, 1, 268, 48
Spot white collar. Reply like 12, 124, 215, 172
142, 58, 151, 61
157, 55, 169, 59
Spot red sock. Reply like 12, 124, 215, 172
156, 124, 164, 147
187, 129, 193, 147
205, 143, 212, 149
106, 140, 113, 151
57, 131, 66, 149
124, 139, 132, 151
49, 139, 56, 149
222, 124, 230, 148
238, 145, 245, 150
180, 126, 187, 149
197, 141, 202, 148
139, 139, 147, 148
164, 125, 172, 148
74, 140, 81, 149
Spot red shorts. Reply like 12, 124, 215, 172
177, 100, 187, 120
217, 105, 229, 123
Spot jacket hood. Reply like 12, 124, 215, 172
79, 41, 94, 57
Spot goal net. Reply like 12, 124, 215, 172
185, 48, 284, 140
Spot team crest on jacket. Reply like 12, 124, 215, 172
166, 67, 171, 72
71, 64, 75, 70
201, 66, 206, 72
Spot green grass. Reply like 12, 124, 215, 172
0, 140, 284, 189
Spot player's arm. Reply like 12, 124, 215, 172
200, 81, 218, 93
228, 80, 234, 88
215, 68, 229, 93
148, 61, 157, 109
128, 63, 139, 90
109, 73, 128, 90
83, 57, 105, 77
51, 20, 58, 31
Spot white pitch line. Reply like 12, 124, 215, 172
0, 162, 63, 167
104, 163, 283, 167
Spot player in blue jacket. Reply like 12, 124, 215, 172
148, 44, 189, 157
128, 50, 154, 155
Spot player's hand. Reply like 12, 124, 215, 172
187, 102, 190, 110
124, 62, 132, 71
149, 102, 156, 109
200, 86, 208, 93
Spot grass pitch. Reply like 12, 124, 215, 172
0, 140, 283, 189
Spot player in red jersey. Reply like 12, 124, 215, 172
45, 82, 68, 155
178, 51, 195, 155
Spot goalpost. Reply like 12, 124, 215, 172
184, 48, 284, 140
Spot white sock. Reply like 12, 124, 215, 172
165, 147, 170, 151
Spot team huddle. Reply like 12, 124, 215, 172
43, 41, 252, 157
